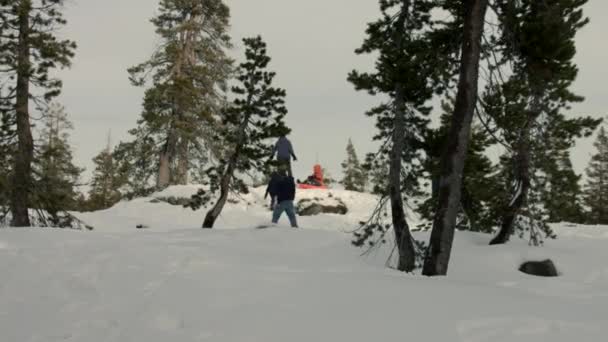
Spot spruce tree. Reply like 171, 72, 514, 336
583, 127, 608, 224
199, 36, 289, 228
111, 129, 158, 199
0, 0, 76, 226
340, 139, 366, 192
537, 131, 585, 223
365, 154, 389, 195
88, 140, 128, 211
349, 0, 448, 272
32, 104, 83, 218
484, 0, 598, 245
420, 103, 499, 233
126, 0, 233, 188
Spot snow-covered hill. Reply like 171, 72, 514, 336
76, 185, 391, 232
1, 186, 607, 341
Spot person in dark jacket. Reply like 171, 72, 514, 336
272, 135, 297, 177
264, 171, 282, 210
272, 170, 298, 228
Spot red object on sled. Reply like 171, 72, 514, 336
297, 164, 328, 189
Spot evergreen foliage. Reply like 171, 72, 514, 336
125, 0, 233, 188
419, 103, 499, 233
485, 0, 598, 244
32, 104, 83, 217
189, 36, 289, 228
111, 130, 159, 199
583, 127, 608, 224
0, 0, 76, 226
340, 139, 367, 191
87, 143, 129, 211
348, 0, 456, 272
536, 131, 586, 223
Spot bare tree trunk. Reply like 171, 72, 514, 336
386, 0, 416, 273
11, 1, 33, 227
157, 131, 177, 188
422, 0, 488, 276
202, 152, 238, 228
391, 84, 416, 272
203, 114, 250, 228
175, 137, 189, 185
490, 130, 531, 244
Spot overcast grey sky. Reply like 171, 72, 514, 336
56, 0, 607, 184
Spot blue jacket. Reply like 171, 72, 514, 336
276, 176, 296, 203
273, 136, 297, 161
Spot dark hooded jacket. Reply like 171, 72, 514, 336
276, 176, 296, 203
265, 172, 282, 198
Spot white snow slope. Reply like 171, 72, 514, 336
1, 186, 608, 342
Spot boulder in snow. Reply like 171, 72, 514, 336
519, 259, 559, 277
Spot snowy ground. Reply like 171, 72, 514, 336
1, 186, 607, 341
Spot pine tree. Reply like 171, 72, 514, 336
484, 0, 598, 245
32, 103, 83, 217
420, 103, 499, 233
349, 0, 448, 272
88, 139, 128, 211
199, 36, 289, 228
0, 0, 76, 226
126, 0, 233, 188
111, 128, 158, 199
583, 127, 608, 224
340, 139, 366, 191
537, 132, 585, 223
365, 154, 389, 195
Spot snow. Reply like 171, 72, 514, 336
1, 186, 608, 341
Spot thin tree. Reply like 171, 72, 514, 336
583, 127, 608, 224
341, 139, 366, 191
202, 36, 289, 228
88, 134, 128, 210
423, 0, 489, 276
0, 0, 76, 226
486, 0, 596, 245
349, 0, 458, 272
33, 103, 83, 217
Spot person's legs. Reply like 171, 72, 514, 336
284, 201, 298, 228
272, 201, 285, 224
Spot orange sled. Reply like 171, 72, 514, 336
297, 164, 328, 189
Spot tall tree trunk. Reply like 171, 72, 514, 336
157, 131, 177, 188
490, 128, 531, 244
176, 137, 189, 185
391, 86, 416, 272
11, 0, 33, 227
422, 0, 488, 276
203, 114, 251, 228
387, 0, 416, 273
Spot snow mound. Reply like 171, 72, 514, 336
74, 185, 387, 233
